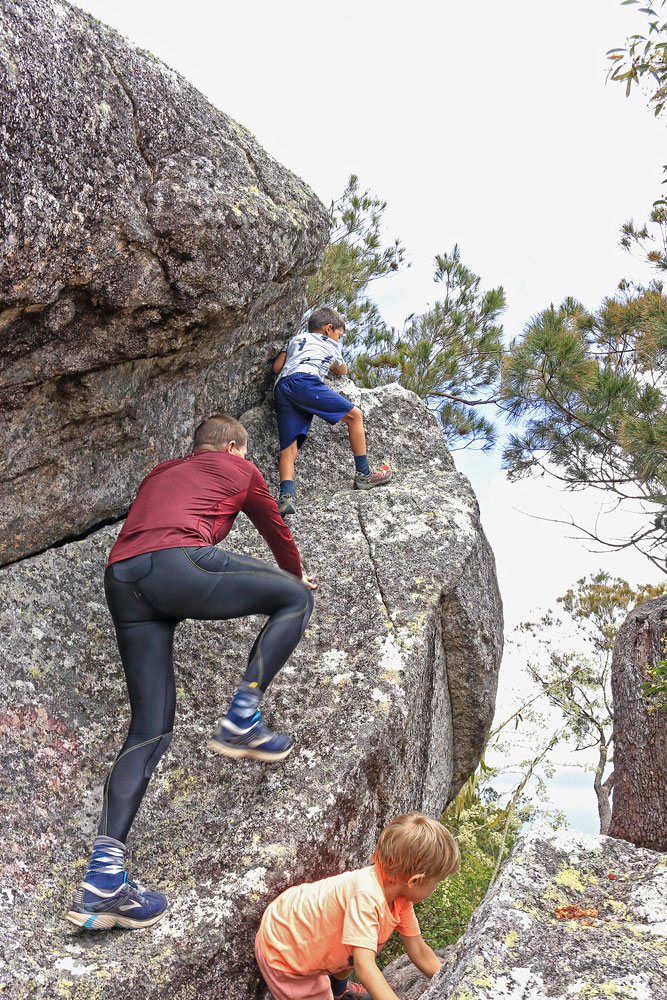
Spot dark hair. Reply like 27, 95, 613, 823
307, 307, 345, 333
193, 413, 248, 450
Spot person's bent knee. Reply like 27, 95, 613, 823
342, 406, 362, 424
142, 730, 173, 779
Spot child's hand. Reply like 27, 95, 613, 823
302, 573, 318, 590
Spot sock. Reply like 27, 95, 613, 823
279, 480, 294, 498
84, 835, 126, 893
225, 680, 263, 726
354, 454, 370, 475
329, 974, 349, 997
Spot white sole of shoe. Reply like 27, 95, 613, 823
206, 738, 293, 762
64, 909, 166, 930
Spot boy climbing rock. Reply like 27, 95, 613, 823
273, 306, 392, 516
255, 812, 460, 999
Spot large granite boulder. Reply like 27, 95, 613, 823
609, 594, 667, 852
0, 0, 328, 566
383, 948, 455, 999
0, 383, 502, 1000
421, 821, 667, 1000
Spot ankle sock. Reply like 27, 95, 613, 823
84, 835, 126, 892
354, 455, 370, 475
329, 974, 349, 997
225, 680, 263, 725
279, 480, 294, 498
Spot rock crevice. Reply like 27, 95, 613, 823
0, 383, 503, 999
418, 821, 667, 1000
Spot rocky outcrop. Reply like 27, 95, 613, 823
609, 595, 667, 852
420, 821, 667, 1000
0, 0, 328, 566
383, 948, 455, 999
0, 383, 502, 1000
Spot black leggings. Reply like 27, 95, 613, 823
99, 546, 314, 843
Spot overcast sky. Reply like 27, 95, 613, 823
75, 0, 666, 830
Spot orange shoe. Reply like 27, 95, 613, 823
353, 464, 393, 490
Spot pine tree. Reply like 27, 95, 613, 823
351, 246, 506, 451
501, 286, 667, 568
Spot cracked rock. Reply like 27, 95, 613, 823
421, 821, 667, 1000
0, 382, 502, 999
0, 0, 328, 565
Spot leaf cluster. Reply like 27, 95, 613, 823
607, 1, 667, 115
305, 174, 406, 346
501, 287, 667, 568
350, 245, 506, 451
642, 655, 667, 707
377, 792, 523, 969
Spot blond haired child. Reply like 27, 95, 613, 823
255, 812, 460, 1000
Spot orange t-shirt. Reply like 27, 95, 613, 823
257, 865, 421, 975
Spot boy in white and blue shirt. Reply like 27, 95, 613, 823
272, 307, 392, 515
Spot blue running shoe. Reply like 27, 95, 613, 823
207, 710, 293, 762
65, 871, 167, 930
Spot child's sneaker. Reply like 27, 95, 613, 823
65, 872, 167, 930
353, 464, 393, 490
207, 711, 294, 762
332, 983, 371, 999
277, 493, 295, 516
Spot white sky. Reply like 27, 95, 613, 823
75, 0, 666, 831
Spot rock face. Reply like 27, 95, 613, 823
383, 948, 455, 1000
0, 383, 502, 1000
420, 822, 667, 1000
609, 595, 667, 852
0, 0, 328, 566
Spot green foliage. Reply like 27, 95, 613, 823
306, 176, 506, 451
515, 573, 666, 830
642, 656, 667, 707
351, 245, 506, 451
305, 174, 406, 345
377, 793, 521, 969
501, 287, 667, 568
607, 1, 667, 115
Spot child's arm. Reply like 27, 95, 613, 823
352, 947, 400, 1000
400, 934, 442, 978
273, 351, 287, 375
329, 358, 347, 376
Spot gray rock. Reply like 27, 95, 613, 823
383, 947, 455, 999
0, 383, 502, 999
421, 821, 667, 1000
609, 594, 667, 852
0, 0, 328, 566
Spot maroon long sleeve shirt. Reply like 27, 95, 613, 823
107, 450, 302, 577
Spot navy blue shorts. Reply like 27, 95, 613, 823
274, 373, 353, 450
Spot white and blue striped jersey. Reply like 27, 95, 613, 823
275, 331, 343, 384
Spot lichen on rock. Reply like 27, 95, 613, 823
0, 0, 329, 566
0, 382, 503, 999
418, 821, 667, 1000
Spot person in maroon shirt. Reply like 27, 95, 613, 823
66, 413, 316, 931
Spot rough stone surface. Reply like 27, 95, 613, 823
0, 0, 328, 566
609, 595, 667, 852
0, 383, 502, 1000
420, 821, 667, 1000
383, 947, 455, 999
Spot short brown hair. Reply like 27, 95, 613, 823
372, 813, 460, 883
307, 307, 345, 333
193, 413, 248, 450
